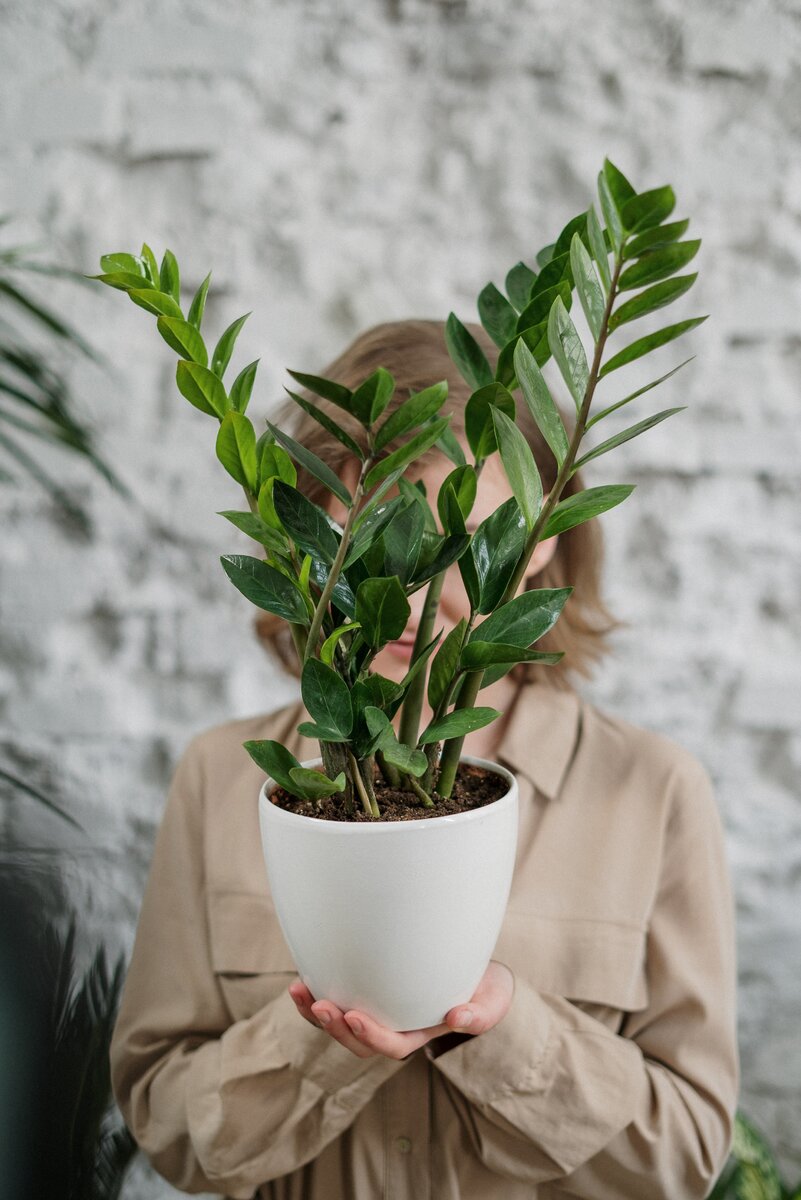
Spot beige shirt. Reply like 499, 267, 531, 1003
110, 681, 739, 1199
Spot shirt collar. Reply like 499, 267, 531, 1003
494, 680, 583, 801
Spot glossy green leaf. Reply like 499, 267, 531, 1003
622, 219, 690, 261
257, 438, 297, 489
464, 382, 515, 461
540, 484, 635, 538
265, 420, 353, 508
211, 312, 250, 379
478, 282, 520, 348
176, 360, 227, 418
350, 366, 394, 426
491, 406, 542, 531
428, 617, 467, 711
216, 411, 259, 492
410, 532, 471, 589
397, 631, 442, 693
553, 211, 590, 259
609, 274, 698, 332
418, 707, 501, 746
88, 270, 156, 291
383, 501, 425, 584
599, 317, 708, 378
436, 465, 477, 531
101, 252, 145, 277
216, 509, 288, 555
310, 558, 356, 619
284, 387, 363, 458
285, 369, 353, 415
364, 417, 450, 491
187, 271, 211, 330
620, 186, 676, 235
159, 250, 180, 302
586, 204, 611, 293
505, 261, 538, 311
139, 243, 159, 285
364, 708, 427, 776
344, 497, 406, 567
242, 739, 301, 792
587, 357, 694, 428
460, 641, 564, 669
471, 496, 527, 614
301, 657, 353, 737
618, 240, 701, 291
289, 767, 346, 799
548, 296, 589, 409
156, 316, 207, 366
220, 554, 309, 623
495, 321, 549, 388
320, 622, 361, 667
272, 480, 340, 564
516, 279, 573, 336
435, 423, 467, 466
445, 312, 494, 390
128, 288, 183, 319
229, 358, 259, 414
471, 586, 572, 647
374, 381, 448, 451
570, 232, 605, 342
398, 478, 437, 531
602, 158, 636, 210
572, 407, 686, 471
597, 170, 623, 252
513, 337, 569, 468
355, 576, 410, 648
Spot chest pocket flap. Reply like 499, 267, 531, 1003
209, 890, 297, 974
494, 911, 649, 1012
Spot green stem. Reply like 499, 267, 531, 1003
398, 571, 445, 746
377, 748, 401, 788
404, 773, 434, 807
349, 751, 378, 818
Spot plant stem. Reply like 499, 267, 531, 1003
398, 571, 445, 746
376, 748, 401, 787
349, 750, 378, 818
404, 773, 434, 807
436, 255, 624, 798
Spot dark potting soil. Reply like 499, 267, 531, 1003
270, 761, 508, 823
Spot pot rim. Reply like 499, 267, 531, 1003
258, 753, 517, 833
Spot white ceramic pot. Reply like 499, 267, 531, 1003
257, 755, 518, 1032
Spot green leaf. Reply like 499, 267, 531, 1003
436, 465, 476, 531
344, 496, 406, 567
128, 288, 183, 319
350, 366, 394, 426
535, 243, 555, 268
435, 422, 467, 466
548, 296, 589, 409
101, 252, 146, 277
572, 407, 686, 472
220, 554, 309, 623
471, 496, 527, 614
355, 576, 411, 648
505, 261, 538, 311
553, 211, 590, 259
603, 158, 636, 209
478, 282, 519, 348
272, 480, 340, 564
495, 321, 549, 388
156, 316, 208, 366
216, 509, 288, 555
540, 484, 635, 537
445, 312, 494, 390
586, 204, 611, 293
599, 317, 708, 378
301, 657, 353, 737
364, 417, 450, 491
618, 240, 701, 291
465, 382, 515, 461
410, 532, 471, 589
216, 411, 259, 492
257, 438, 297, 490
515, 280, 572, 337
176, 360, 228, 418
364, 708, 428, 776
471, 586, 572, 647
229, 358, 259, 414
284, 387, 363, 458
428, 617, 467, 711
620, 186, 676, 235
383, 501, 425, 584
622, 219, 690, 261
320, 622, 361, 666
418, 707, 501, 745
265, 420, 353, 508
310, 558, 357, 619
289, 767, 346, 799
242, 739, 301, 792
397, 631, 442, 693
140, 243, 160, 286
286, 369, 353, 415
374, 380, 448, 451
88, 270, 157, 291
587, 357, 694, 428
597, 170, 623, 253
212, 312, 250, 379
513, 337, 569, 468
398, 477, 437, 531
296, 722, 346, 743
159, 249, 180, 302
187, 271, 212, 330
491, 406, 542, 531
460, 641, 564, 669
609, 274, 698, 332
570, 232, 605, 342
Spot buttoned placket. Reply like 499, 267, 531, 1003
380, 1047, 431, 1199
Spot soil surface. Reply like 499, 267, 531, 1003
270, 761, 508, 822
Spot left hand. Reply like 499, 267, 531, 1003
288, 960, 515, 1061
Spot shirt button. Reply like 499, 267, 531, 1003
396, 1136, 412, 1153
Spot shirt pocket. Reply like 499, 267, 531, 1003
493, 911, 649, 1022
208, 889, 298, 1023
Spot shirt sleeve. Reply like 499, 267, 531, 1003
423, 752, 740, 1199
110, 734, 405, 1199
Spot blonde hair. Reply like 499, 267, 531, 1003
253, 318, 626, 691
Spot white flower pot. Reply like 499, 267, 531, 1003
257, 755, 518, 1032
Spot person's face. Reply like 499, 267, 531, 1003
328, 444, 559, 684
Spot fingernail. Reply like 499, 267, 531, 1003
348, 1017, 363, 1035
456, 1009, 473, 1029
317, 1011, 331, 1025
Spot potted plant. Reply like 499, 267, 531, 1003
89, 157, 704, 1030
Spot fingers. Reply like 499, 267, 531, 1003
444, 961, 515, 1035
341, 1010, 451, 1060
288, 980, 323, 1027
311, 1002, 375, 1057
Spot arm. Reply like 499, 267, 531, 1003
423, 754, 740, 1199
110, 735, 405, 1199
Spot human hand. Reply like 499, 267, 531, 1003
288, 960, 514, 1060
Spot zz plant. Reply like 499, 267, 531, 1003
89, 157, 704, 818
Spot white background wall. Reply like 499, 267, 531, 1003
1, 1, 799, 1195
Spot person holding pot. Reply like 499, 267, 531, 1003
110, 318, 739, 1199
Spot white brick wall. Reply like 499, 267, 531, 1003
1, 1, 799, 1194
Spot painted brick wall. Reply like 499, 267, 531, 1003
1, 1, 799, 1195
